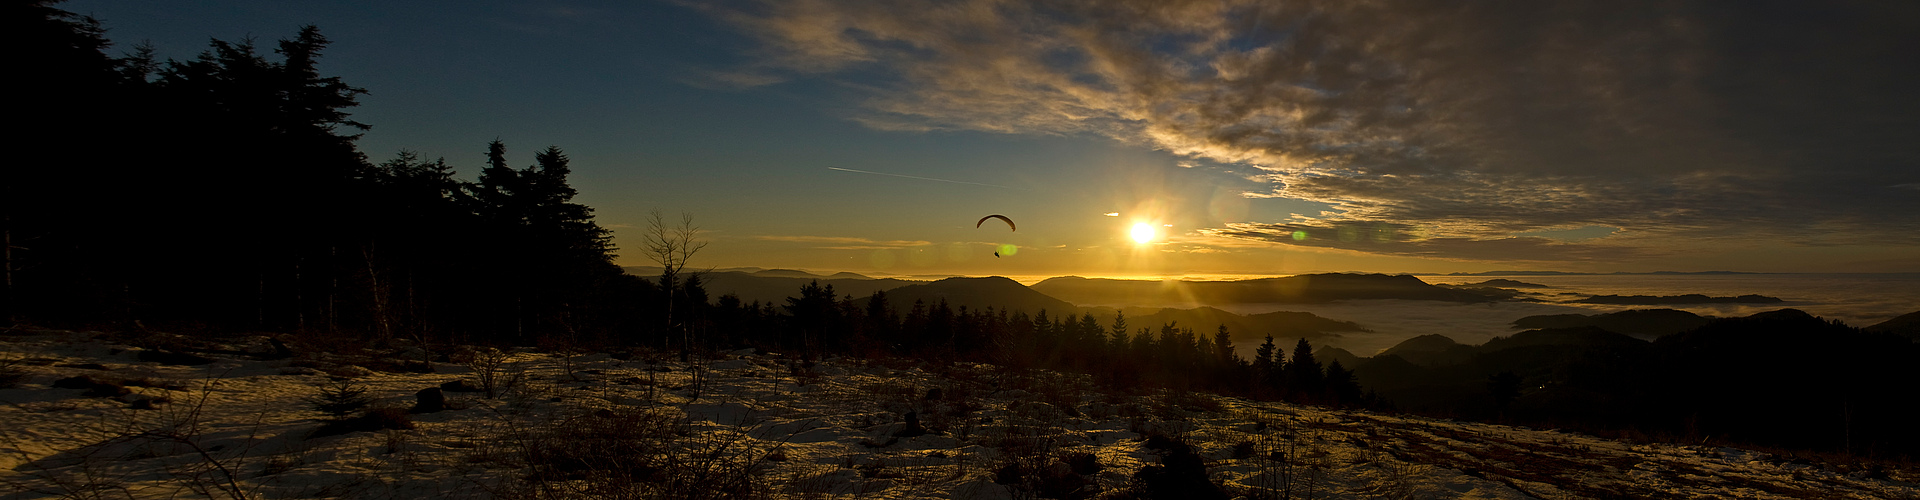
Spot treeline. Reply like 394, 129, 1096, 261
692, 282, 1371, 406
6, 2, 657, 346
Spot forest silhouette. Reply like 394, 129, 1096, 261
7, 0, 1917, 463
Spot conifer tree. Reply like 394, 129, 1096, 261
1077, 313, 1103, 367
1210, 326, 1231, 363
1324, 359, 1362, 405
1253, 335, 1278, 396
903, 299, 928, 353
273, 26, 369, 140
784, 280, 837, 354
8, 0, 128, 323
1287, 338, 1325, 400
864, 290, 898, 350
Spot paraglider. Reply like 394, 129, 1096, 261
976, 214, 1015, 231
977, 214, 1015, 257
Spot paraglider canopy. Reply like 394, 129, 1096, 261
976, 214, 1015, 231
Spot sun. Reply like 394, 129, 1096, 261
1130, 222, 1156, 243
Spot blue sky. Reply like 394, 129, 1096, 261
63, 0, 1920, 276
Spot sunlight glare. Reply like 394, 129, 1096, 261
1130, 223, 1156, 243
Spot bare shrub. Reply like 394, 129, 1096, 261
506, 407, 777, 499
382, 430, 409, 455
1231, 411, 1339, 500
501, 375, 555, 411
460, 347, 513, 399
993, 450, 1100, 500
537, 331, 583, 381
1119, 432, 1226, 500
686, 352, 713, 401
788, 359, 822, 386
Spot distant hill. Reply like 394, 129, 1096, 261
1481, 326, 1648, 353
1444, 270, 1589, 276
750, 268, 836, 278
1864, 310, 1920, 341
1377, 334, 1477, 367
1463, 279, 1548, 288
623, 265, 765, 276
860, 276, 1078, 316
1441, 270, 1760, 276
1573, 294, 1781, 305
1430, 284, 1531, 301
1511, 309, 1711, 337
1314, 346, 1365, 369
1031, 273, 1500, 306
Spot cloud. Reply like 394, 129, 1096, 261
1515, 226, 1620, 242
756, 235, 932, 250
694, 69, 788, 89
1203, 222, 1650, 262
707, 0, 1920, 260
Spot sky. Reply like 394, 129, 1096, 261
63, 0, 1920, 277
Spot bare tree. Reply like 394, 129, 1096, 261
645, 210, 707, 357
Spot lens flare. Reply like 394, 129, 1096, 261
1131, 223, 1156, 243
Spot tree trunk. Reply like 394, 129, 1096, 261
363, 243, 390, 341
2, 205, 12, 324
294, 258, 304, 331
328, 245, 338, 334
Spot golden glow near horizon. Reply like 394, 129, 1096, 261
1131, 222, 1156, 243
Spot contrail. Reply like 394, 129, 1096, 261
827, 166, 1016, 189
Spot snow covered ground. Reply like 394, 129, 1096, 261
2, 329, 1914, 499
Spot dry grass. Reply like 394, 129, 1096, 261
476, 407, 782, 500
0, 355, 28, 389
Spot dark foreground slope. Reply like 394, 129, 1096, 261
1866, 310, 1920, 341
1352, 309, 1920, 458
3, 329, 1914, 499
